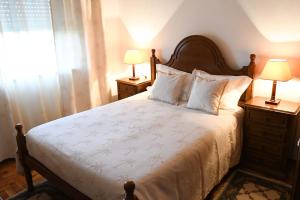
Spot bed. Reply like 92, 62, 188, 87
16, 35, 256, 200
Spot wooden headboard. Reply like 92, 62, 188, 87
150, 35, 256, 102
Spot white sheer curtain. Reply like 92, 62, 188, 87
50, 0, 109, 115
0, 0, 109, 162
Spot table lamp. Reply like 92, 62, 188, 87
124, 49, 145, 80
260, 59, 292, 105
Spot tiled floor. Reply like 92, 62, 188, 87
0, 159, 44, 199
236, 182, 281, 200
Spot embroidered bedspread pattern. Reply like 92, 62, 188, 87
26, 92, 242, 200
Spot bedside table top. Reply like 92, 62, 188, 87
244, 96, 300, 115
116, 77, 151, 86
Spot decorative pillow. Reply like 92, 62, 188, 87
146, 86, 152, 92
193, 70, 252, 110
179, 73, 194, 101
149, 73, 185, 104
192, 68, 209, 75
156, 64, 187, 75
186, 77, 228, 115
156, 64, 194, 101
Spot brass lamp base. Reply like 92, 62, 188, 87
129, 63, 139, 81
265, 99, 280, 105
265, 80, 280, 105
129, 76, 139, 81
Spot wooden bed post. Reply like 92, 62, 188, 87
15, 123, 34, 193
244, 54, 256, 101
123, 181, 138, 200
248, 54, 256, 78
150, 49, 159, 85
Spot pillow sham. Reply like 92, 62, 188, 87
186, 76, 228, 115
156, 64, 187, 75
192, 68, 209, 75
149, 73, 185, 105
156, 64, 194, 101
193, 70, 252, 110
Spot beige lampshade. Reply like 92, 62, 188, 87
260, 59, 292, 81
123, 50, 145, 64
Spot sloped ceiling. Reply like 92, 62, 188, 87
119, 0, 184, 47
238, 0, 300, 42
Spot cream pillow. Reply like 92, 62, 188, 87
157, 64, 194, 101
180, 73, 194, 101
149, 73, 185, 104
192, 68, 209, 75
157, 64, 187, 75
186, 77, 228, 115
193, 70, 252, 110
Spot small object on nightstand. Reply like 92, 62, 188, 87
242, 96, 300, 179
116, 77, 151, 100
260, 59, 292, 105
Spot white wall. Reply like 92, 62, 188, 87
101, 0, 131, 100
102, 0, 300, 102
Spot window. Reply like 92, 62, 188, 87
0, 0, 57, 80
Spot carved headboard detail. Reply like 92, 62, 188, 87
150, 35, 256, 102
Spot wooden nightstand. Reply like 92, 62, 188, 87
116, 77, 151, 100
242, 96, 300, 179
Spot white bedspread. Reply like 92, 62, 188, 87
26, 92, 243, 200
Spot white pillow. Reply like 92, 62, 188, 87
149, 73, 184, 104
156, 64, 187, 75
157, 64, 194, 101
180, 73, 194, 101
186, 77, 228, 115
193, 70, 252, 110
192, 68, 209, 75
146, 86, 152, 92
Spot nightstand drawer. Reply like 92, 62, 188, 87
245, 138, 283, 158
248, 109, 288, 128
246, 125, 287, 142
135, 84, 149, 93
116, 78, 151, 100
244, 151, 281, 169
118, 84, 137, 97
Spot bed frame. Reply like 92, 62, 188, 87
16, 35, 256, 200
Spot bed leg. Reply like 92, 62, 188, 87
124, 181, 139, 200
15, 123, 34, 193
23, 165, 34, 193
